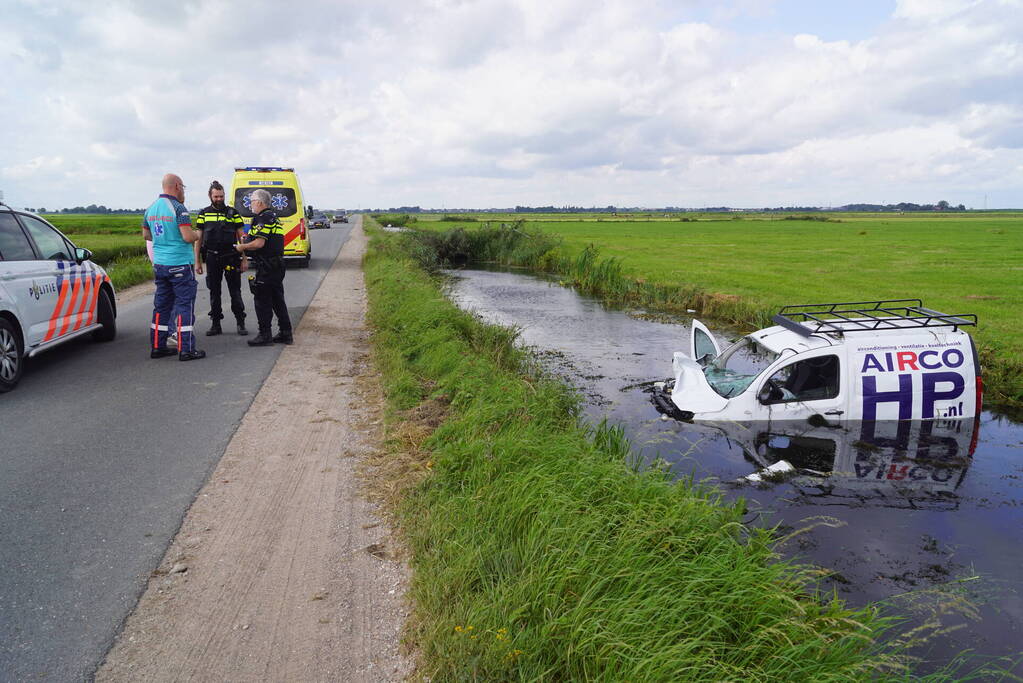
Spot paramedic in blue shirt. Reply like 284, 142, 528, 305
142, 173, 206, 361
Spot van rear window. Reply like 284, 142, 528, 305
234, 188, 298, 218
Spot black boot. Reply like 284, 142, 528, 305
248, 331, 274, 347
236, 320, 248, 336
272, 330, 294, 345
206, 321, 222, 336
179, 349, 207, 361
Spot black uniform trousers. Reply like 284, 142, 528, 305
252, 263, 292, 335
205, 248, 246, 323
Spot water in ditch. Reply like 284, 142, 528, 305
446, 266, 1023, 673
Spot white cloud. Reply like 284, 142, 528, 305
0, 0, 1021, 209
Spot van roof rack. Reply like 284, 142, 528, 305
773, 299, 977, 337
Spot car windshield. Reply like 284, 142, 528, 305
703, 337, 779, 398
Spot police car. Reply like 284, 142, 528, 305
0, 204, 116, 392
651, 300, 982, 423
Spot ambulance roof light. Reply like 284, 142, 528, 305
235, 166, 294, 172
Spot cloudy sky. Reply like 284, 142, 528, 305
1, 0, 1021, 210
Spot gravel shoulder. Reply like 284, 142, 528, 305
97, 219, 412, 682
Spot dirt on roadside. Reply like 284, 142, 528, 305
97, 219, 414, 682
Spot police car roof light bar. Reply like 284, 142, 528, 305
773, 299, 977, 337
235, 166, 294, 172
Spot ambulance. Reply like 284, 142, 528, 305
230, 166, 311, 267
651, 300, 982, 423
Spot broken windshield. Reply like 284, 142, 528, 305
703, 337, 779, 398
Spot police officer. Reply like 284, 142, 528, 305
235, 189, 293, 346
196, 180, 248, 336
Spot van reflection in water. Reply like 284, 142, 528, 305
720, 419, 977, 510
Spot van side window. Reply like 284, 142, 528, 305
19, 215, 73, 261
0, 214, 37, 261
760, 355, 840, 404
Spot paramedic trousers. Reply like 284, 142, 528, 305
251, 265, 291, 336
205, 248, 246, 323
151, 263, 197, 353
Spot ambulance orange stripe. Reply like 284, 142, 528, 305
43, 273, 71, 342
283, 223, 302, 246
57, 269, 82, 338
72, 272, 93, 331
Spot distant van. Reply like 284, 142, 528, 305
652, 300, 982, 423
229, 166, 311, 267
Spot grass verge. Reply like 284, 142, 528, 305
104, 255, 154, 290
363, 218, 932, 680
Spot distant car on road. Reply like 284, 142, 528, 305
310, 214, 330, 230
332, 213, 348, 224
0, 204, 117, 392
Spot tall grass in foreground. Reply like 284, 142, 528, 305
364, 223, 942, 681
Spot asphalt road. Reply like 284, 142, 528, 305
0, 223, 353, 681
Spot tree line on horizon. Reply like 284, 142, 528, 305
24, 199, 972, 215
381, 201, 970, 214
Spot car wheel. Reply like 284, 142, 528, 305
0, 318, 24, 393
91, 288, 117, 342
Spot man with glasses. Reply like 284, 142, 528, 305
235, 189, 292, 346
143, 173, 205, 361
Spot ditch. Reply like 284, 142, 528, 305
446, 265, 1023, 674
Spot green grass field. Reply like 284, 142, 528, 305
43, 213, 142, 234
404, 212, 1023, 404
44, 214, 147, 264
43, 213, 152, 289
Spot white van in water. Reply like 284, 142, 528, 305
651, 300, 982, 423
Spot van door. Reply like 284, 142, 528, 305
690, 320, 721, 365
756, 350, 846, 423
